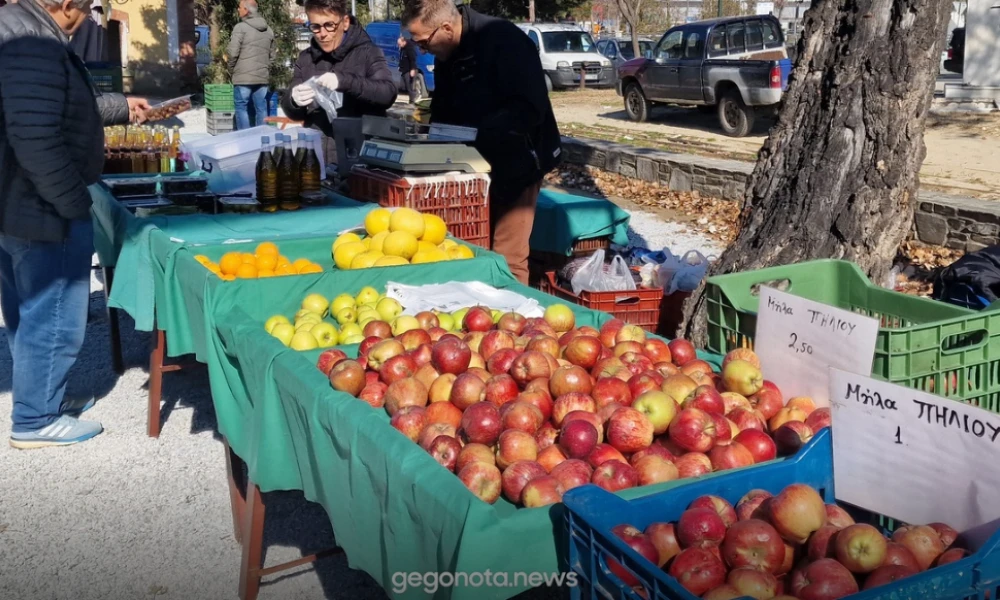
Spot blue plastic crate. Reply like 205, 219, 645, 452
562, 428, 1000, 600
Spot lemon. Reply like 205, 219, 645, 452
388, 207, 425, 238
350, 251, 381, 269
382, 230, 419, 259
364, 208, 392, 236
374, 255, 409, 267
417, 240, 438, 253
333, 241, 367, 270
411, 248, 449, 264
362, 237, 372, 249
332, 232, 362, 254
368, 230, 390, 253
421, 214, 448, 245
439, 239, 458, 250
447, 245, 475, 260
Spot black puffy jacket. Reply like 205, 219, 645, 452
0, 0, 130, 242
430, 6, 562, 205
281, 18, 397, 139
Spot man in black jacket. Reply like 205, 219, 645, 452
281, 0, 397, 163
0, 0, 149, 449
402, 0, 562, 285
397, 35, 419, 104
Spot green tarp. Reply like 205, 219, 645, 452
529, 189, 631, 256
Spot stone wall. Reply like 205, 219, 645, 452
561, 136, 1000, 252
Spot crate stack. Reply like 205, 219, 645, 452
204, 84, 235, 136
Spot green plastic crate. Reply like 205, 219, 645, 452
705, 259, 1000, 411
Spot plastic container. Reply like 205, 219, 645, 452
161, 175, 209, 195
705, 259, 1000, 412
145, 95, 193, 122
540, 271, 662, 332
104, 177, 159, 198
194, 126, 326, 195
347, 165, 491, 248
562, 427, 1000, 600
218, 197, 259, 213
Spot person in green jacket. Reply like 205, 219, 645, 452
227, 0, 275, 129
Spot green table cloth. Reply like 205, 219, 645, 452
89, 183, 376, 333
529, 189, 631, 256
207, 272, 738, 599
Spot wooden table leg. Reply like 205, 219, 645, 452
147, 328, 166, 438
225, 441, 247, 545
102, 266, 124, 375
239, 480, 266, 600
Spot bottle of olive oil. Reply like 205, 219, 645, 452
277, 136, 300, 211
299, 136, 321, 195
255, 136, 279, 212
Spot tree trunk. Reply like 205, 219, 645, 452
615, 0, 643, 58
678, 0, 953, 348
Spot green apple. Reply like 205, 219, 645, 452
311, 322, 339, 348
491, 309, 502, 324
391, 315, 421, 336
357, 306, 379, 319
451, 308, 469, 329
339, 323, 363, 342
335, 307, 358, 326
301, 293, 330, 317
376, 297, 403, 322
264, 315, 290, 334
290, 330, 319, 351
294, 309, 322, 323
340, 334, 365, 345
355, 286, 380, 306
295, 321, 316, 333
270, 323, 295, 346
358, 316, 376, 330
437, 312, 455, 331
331, 293, 356, 316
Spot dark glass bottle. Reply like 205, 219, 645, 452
299, 136, 321, 196
277, 136, 300, 211
255, 136, 279, 212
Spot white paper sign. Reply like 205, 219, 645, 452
754, 287, 879, 407
829, 367, 1000, 534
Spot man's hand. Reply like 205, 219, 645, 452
315, 72, 339, 92
410, 69, 417, 78
291, 83, 316, 107
127, 97, 151, 123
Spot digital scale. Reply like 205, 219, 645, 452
357, 116, 491, 174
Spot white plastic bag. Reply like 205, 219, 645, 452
570, 250, 637, 295
306, 78, 344, 122
664, 250, 710, 294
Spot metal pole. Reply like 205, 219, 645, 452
717, 0, 723, 17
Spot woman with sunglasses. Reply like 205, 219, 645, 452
281, 0, 396, 163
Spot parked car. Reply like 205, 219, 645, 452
365, 21, 435, 98
596, 37, 655, 75
943, 26, 964, 74
516, 22, 615, 91
616, 15, 794, 137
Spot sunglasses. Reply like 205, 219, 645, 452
411, 26, 441, 50
309, 18, 343, 33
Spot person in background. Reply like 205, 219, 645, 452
397, 35, 419, 104
402, 0, 562, 285
228, 0, 275, 130
282, 0, 396, 163
0, 0, 150, 449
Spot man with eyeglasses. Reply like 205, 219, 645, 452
401, 0, 561, 285
282, 0, 396, 162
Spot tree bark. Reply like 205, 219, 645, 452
615, 0, 643, 58
678, 0, 953, 347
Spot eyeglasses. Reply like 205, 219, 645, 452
309, 18, 343, 33
411, 26, 441, 50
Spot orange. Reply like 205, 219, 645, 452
292, 258, 313, 272
194, 254, 212, 266
207, 264, 222, 275
277, 255, 292, 267
275, 264, 296, 276
219, 252, 243, 275
255, 254, 278, 271
298, 263, 323, 274
236, 263, 258, 279
241, 253, 256, 264
220, 273, 236, 281
255, 241, 279, 257
258, 269, 275, 278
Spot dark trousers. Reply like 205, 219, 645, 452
402, 72, 418, 104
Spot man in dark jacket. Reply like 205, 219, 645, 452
397, 35, 420, 104
0, 0, 148, 449
227, 0, 275, 130
282, 0, 397, 163
402, 0, 562, 285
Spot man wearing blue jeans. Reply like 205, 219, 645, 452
228, 0, 275, 129
0, 0, 148, 448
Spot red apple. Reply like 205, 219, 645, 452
689, 495, 737, 528
606, 407, 655, 453
834, 523, 887, 573
591, 459, 638, 492
661, 374, 699, 404
496, 429, 539, 470
790, 558, 859, 599
407, 343, 432, 368
526, 335, 561, 360
486, 348, 520, 376
787, 396, 817, 415
645, 522, 682, 567
593, 377, 633, 408
460, 401, 502, 446
428, 435, 462, 471
559, 419, 599, 459
363, 320, 393, 340
549, 365, 594, 397
863, 564, 918, 590
630, 443, 676, 466
678, 507, 727, 549
701, 585, 743, 600
316, 349, 348, 375
563, 410, 604, 442
882, 542, 921, 571
484, 374, 519, 408
431, 338, 472, 375
565, 335, 604, 369
463, 306, 494, 332
928, 522, 959, 548
390, 406, 427, 442
615, 324, 646, 344
428, 373, 457, 404
728, 408, 767, 432
736, 490, 773, 521
667, 339, 697, 366
592, 357, 631, 382
934, 547, 969, 567
518, 390, 554, 423
450, 373, 487, 411
825, 504, 855, 529
684, 385, 726, 415
414, 311, 440, 330
653, 361, 680, 378
805, 407, 832, 432
807, 525, 841, 562
734, 429, 778, 463
521, 475, 564, 508
550, 458, 592, 491
608, 524, 659, 587
468, 352, 487, 370
633, 454, 679, 486
478, 330, 514, 360
749, 388, 784, 420
536, 444, 567, 472
414, 364, 441, 391
721, 392, 752, 415
551, 392, 597, 427
599, 319, 626, 347
419, 422, 457, 451
501, 460, 547, 504
458, 461, 502, 504
709, 442, 755, 471
628, 371, 664, 400
619, 351, 654, 376
380, 353, 417, 385
769, 407, 808, 431
367, 339, 406, 371
769, 483, 827, 544
680, 359, 714, 378
427, 327, 448, 342
358, 382, 388, 408
728, 567, 778, 599
643, 339, 672, 363
534, 424, 559, 450
329, 359, 367, 397
774, 421, 814, 456
669, 408, 718, 453
398, 328, 432, 352
384, 377, 429, 416
668, 548, 727, 596
501, 401, 544, 434
467, 366, 491, 382
587, 443, 628, 469
722, 360, 764, 396
509, 351, 553, 387
674, 452, 712, 478
456, 442, 496, 472
894, 525, 945, 570
497, 312, 527, 336
631, 390, 677, 435
710, 412, 733, 445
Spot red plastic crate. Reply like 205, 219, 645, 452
528, 236, 613, 288
540, 271, 663, 332
348, 165, 491, 248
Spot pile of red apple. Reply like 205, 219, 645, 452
313, 302, 830, 508
608, 484, 967, 600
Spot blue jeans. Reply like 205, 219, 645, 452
0, 219, 93, 433
234, 84, 269, 130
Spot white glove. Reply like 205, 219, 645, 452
315, 72, 340, 91
291, 84, 315, 107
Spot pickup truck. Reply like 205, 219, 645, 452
616, 15, 793, 137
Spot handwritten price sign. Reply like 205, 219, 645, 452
754, 287, 879, 407
829, 368, 1000, 533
